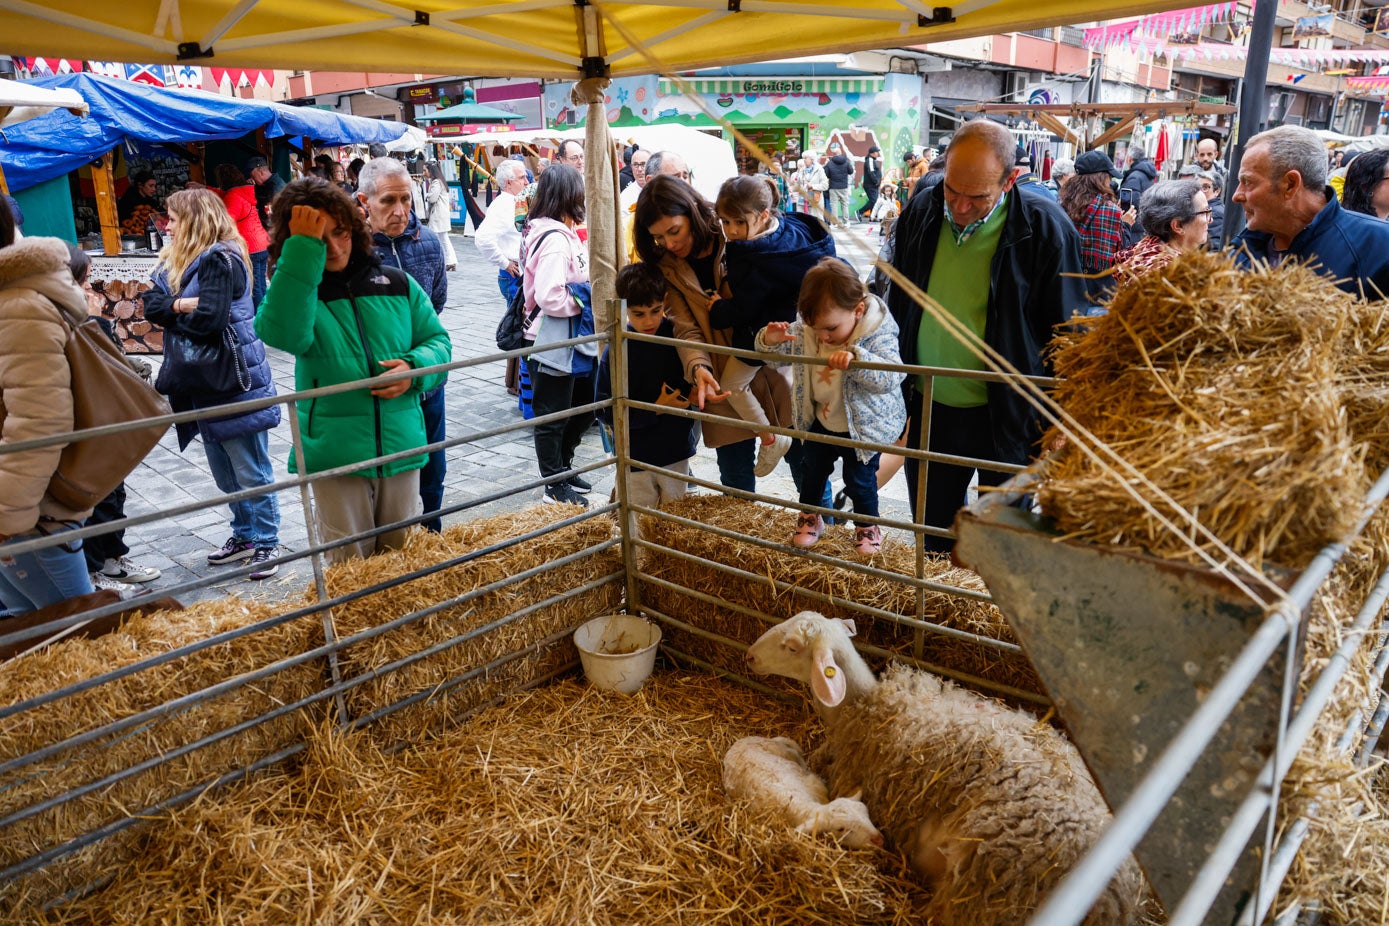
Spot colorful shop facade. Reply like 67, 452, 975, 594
543, 68, 923, 212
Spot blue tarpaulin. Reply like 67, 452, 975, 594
0, 73, 406, 192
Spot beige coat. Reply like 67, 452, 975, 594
0, 237, 95, 535
657, 242, 791, 449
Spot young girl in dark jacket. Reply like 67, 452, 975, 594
708, 174, 838, 477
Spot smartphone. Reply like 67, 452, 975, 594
1119, 188, 1134, 210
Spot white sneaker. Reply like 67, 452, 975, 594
99, 556, 161, 583
90, 572, 134, 592
753, 434, 793, 478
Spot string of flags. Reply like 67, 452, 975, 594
14, 59, 277, 93
1083, 4, 1238, 52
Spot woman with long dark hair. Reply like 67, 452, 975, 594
1343, 149, 1389, 219
254, 178, 451, 563
144, 188, 283, 579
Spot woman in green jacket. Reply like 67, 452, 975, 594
255, 178, 452, 564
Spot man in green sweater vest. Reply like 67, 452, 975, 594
885, 119, 1087, 552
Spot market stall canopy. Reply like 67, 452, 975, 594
3, 0, 1196, 79
0, 73, 406, 192
385, 124, 431, 153
0, 77, 87, 130
415, 101, 524, 124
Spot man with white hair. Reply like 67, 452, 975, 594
476, 158, 530, 396
1232, 124, 1389, 298
356, 156, 451, 532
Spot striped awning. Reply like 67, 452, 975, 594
1346, 75, 1389, 93
657, 76, 884, 96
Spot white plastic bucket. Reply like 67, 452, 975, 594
573, 615, 662, 694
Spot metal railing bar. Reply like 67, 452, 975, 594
0, 571, 620, 834
0, 742, 307, 883
1179, 567, 1389, 926
655, 641, 799, 703
0, 485, 614, 650
629, 499, 995, 603
632, 538, 1019, 653
0, 512, 609, 730
0, 398, 611, 559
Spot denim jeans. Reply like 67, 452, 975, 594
716, 438, 835, 512
800, 420, 880, 526
498, 269, 520, 303
0, 521, 94, 617
203, 429, 280, 548
419, 386, 447, 533
250, 250, 269, 309
905, 401, 1011, 553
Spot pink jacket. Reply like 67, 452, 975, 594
521, 218, 587, 340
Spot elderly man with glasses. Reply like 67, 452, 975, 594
555, 140, 585, 172
885, 118, 1087, 553
1232, 125, 1389, 297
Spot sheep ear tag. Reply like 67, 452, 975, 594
810, 647, 846, 707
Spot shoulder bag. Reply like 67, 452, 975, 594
495, 228, 564, 352
153, 250, 251, 397
47, 311, 172, 511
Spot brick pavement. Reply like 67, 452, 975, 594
116, 221, 909, 607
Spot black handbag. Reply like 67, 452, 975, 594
495, 228, 563, 352
157, 326, 250, 396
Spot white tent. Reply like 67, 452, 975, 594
0, 77, 87, 130
385, 123, 430, 154
465, 124, 737, 204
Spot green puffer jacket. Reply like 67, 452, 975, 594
255, 234, 452, 477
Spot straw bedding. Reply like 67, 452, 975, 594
638, 495, 1042, 699
0, 505, 621, 912
26, 674, 931, 925
315, 506, 623, 745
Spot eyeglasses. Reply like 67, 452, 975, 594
1193, 209, 1213, 218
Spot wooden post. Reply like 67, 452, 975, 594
188, 141, 206, 185
92, 149, 121, 256
0, 160, 10, 196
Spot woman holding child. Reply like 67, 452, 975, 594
632, 175, 792, 492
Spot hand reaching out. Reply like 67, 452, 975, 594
371, 358, 413, 399
761, 321, 793, 345
690, 365, 730, 410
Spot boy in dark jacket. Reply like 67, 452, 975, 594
596, 265, 696, 521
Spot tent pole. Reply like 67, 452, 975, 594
1224, 0, 1278, 246
92, 149, 121, 256
0, 161, 9, 196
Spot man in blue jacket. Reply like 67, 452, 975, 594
357, 156, 451, 532
886, 119, 1087, 552
1232, 124, 1389, 299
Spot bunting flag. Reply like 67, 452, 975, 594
208, 67, 275, 90
87, 61, 125, 79
123, 63, 175, 86
174, 65, 204, 90
15, 57, 85, 76
1084, 3, 1238, 51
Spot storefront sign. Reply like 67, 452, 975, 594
407, 86, 439, 103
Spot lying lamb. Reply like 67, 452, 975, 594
723, 735, 883, 849
745, 611, 1145, 926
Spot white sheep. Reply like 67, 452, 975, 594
745, 611, 1145, 926
722, 735, 883, 849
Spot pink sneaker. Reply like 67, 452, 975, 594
792, 513, 824, 548
854, 525, 883, 555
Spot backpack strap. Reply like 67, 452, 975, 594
519, 228, 567, 327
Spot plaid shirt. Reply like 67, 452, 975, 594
1076, 196, 1124, 273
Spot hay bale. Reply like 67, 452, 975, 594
0, 599, 323, 909
1039, 253, 1367, 572
27, 674, 931, 925
321, 504, 624, 743
638, 495, 1041, 698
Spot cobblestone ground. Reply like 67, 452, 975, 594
118, 220, 909, 606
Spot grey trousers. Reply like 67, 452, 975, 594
311, 470, 422, 565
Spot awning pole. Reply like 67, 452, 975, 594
92, 149, 120, 256
1224, 0, 1279, 245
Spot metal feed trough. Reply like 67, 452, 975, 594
0, 322, 1383, 925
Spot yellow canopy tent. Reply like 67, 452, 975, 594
2, 0, 1194, 322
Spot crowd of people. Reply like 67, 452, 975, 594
4, 120, 1389, 621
